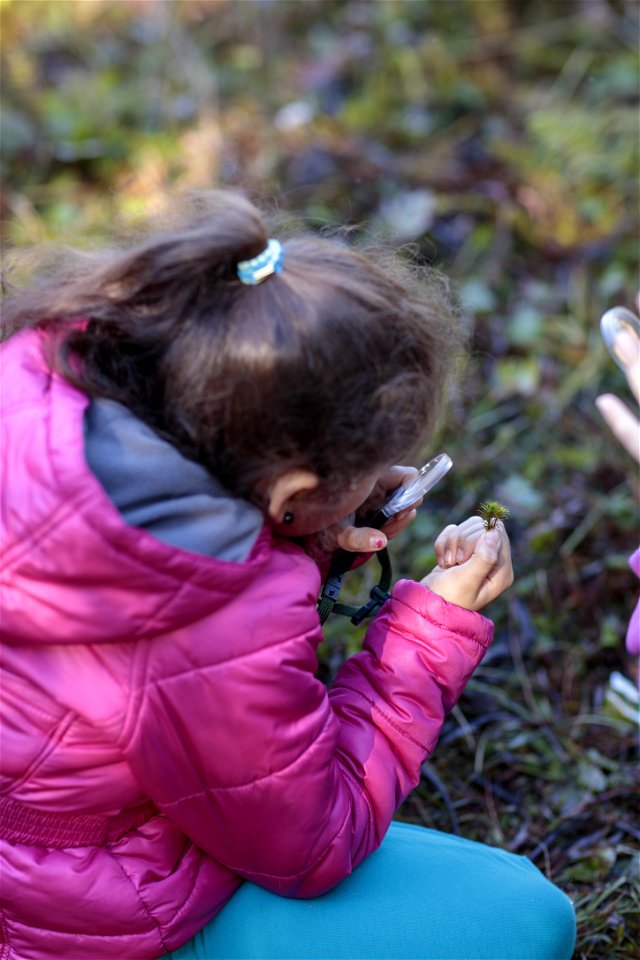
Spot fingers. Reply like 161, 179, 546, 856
379, 465, 419, 492
434, 516, 485, 567
465, 526, 514, 609
470, 524, 513, 586
380, 505, 420, 539
361, 466, 418, 517
366, 466, 417, 507
469, 527, 502, 567
596, 394, 640, 463
335, 523, 388, 554
615, 330, 640, 404
422, 525, 514, 612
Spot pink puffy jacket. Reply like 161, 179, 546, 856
1, 331, 493, 960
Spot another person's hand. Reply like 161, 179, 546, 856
318, 466, 422, 554
422, 516, 514, 612
596, 328, 640, 463
597, 299, 640, 671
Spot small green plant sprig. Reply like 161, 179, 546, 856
478, 499, 510, 530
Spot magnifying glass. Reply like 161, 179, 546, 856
600, 306, 640, 373
366, 453, 453, 529
318, 453, 453, 624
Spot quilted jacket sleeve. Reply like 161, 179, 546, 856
123, 559, 493, 900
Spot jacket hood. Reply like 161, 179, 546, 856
1, 331, 275, 646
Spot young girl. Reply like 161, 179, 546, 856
1, 192, 575, 960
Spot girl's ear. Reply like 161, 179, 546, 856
262, 470, 319, 522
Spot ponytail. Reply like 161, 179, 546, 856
2, 190, 464, 499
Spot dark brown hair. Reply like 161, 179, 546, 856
2, 191, 464, 499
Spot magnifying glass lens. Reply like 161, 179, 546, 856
600, 307, 640, 373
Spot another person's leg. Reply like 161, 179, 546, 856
171, 821, 576, 960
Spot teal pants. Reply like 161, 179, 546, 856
170, 822, 576, 960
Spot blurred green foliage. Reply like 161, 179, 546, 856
1, 1, 638, 956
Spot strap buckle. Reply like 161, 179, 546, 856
317, 547, 392, 625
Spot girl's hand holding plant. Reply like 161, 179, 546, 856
423, 505, 514, 612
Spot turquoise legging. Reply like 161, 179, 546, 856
170, 822, 576, 959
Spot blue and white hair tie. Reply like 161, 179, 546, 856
237, 239, 284, 285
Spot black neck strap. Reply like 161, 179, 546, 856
317, 547, 392, 625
